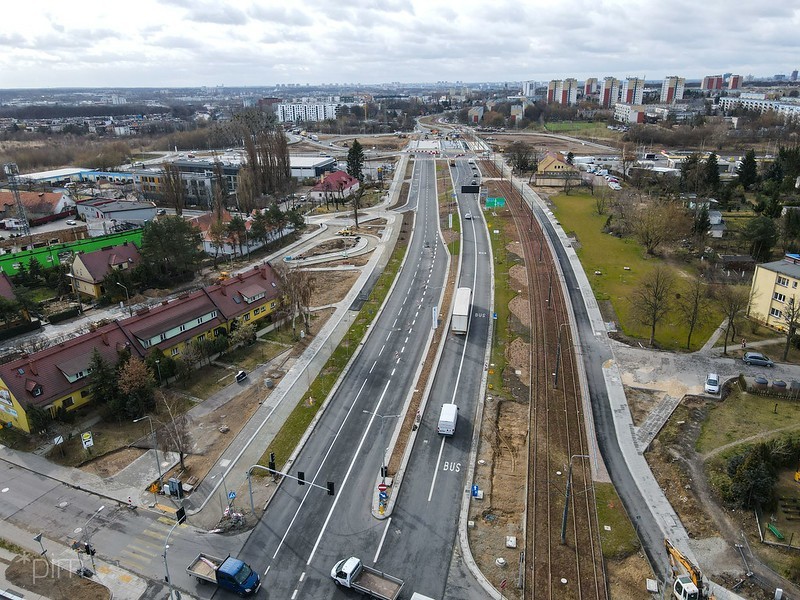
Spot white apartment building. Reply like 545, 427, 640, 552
719, 96, 800, 119
621, 77, 645, 105
275, 103, 339, 123
599, 77, 620, 108
661, 76, 685, 103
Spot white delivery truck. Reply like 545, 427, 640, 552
437, 403, 458, 436
451, 287, 472, 335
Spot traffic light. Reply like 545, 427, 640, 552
268, 452, 276, 474
176, 506, 186, 525
298, 471, 305, 485
327, 482, 335, 496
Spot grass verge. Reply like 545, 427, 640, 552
595, 482, 640, 559
258, 229, 409, 470
485, 209, 514, 392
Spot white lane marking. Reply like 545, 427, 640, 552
271, 379, 369, 559
391, 368, 396, 376
299, 572, 306, 582
370, 361, 377, 373
264, 565, 271, 577
415, 311, 419, 318
428, 436, 447, 501
374, 517, 392, 564
307, 380, 394, 565
401, 346, 405, 353
393, 318, 398, 327
403, 297, 407, 305
379, 344, 385, 356
412, 320, 416, 326
291, 590, 298, 600
404, 336, 409, 344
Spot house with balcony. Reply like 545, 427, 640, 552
748, 253, 800, 330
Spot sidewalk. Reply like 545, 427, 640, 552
0, 519, 147, 600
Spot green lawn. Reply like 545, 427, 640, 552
696, 388, 800, 455
595, 482, 640, 559
174, 363, 231, 399
485, 210, 515, 392
551, 192, 724, 350
223, 340, 289, 372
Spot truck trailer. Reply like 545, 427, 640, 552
331, 556, 404, 600
186, 553, 261, 596
451, 287, 472, 335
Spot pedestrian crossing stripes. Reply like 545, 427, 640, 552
117, 516, 187, 572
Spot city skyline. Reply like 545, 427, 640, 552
0, 0, 798, 89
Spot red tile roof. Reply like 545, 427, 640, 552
0, 273, 14, 302
311, 170, 359, 192
0, 191, 67, 216
74, 242, 141, 284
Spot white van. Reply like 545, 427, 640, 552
437, 403, 458, 436
411, 594, 437, 600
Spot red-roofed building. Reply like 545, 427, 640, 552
0, 263, 283, 432
308, 170, 360, 204
71, 241, 141, 299
0, 190, 75, 225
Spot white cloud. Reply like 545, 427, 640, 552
0, 0, 797, 87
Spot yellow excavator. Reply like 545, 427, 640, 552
665, 539, 714, 599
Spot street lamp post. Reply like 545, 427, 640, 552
553, 322, 571, 389
116, 282, 132, 316
362, 410, 400, 479
133, 416, 162, 502
155, 359, 162, 386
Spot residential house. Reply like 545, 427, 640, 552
0, 190, 75, 225
308, 171, 360, 204
748, 253, 800, 331
707, 210, 726, 238
70, 242, 141, 299
532, 152, 580, 186
0, 264, 283, 432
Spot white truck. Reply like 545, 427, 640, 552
331, 557, 404, 600
451, 287, 472, 335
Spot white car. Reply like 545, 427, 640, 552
66, 220, 77, 225
704, 373, 720, 394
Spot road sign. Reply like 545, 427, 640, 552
379, 491, 388, 501
81, 432, 93, 449
377, 483, 388, 492
228, 491, 236, 500
486, 197, 506, 208
53, 435, 64, 445
472, 484, 479, 497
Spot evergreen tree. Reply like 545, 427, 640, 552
87, 349, 118, 407
744, 216, 778, 261
346, 140, 365, 182
704, 152, 720, 195
139, 216, 204, 285
737, 149, 758, 190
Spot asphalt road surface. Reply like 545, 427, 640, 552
234, 158, 449, 599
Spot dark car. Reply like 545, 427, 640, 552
235, 370, 248, 382
743, 352, 774, 367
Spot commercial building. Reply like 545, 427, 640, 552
661, 76, 686, 104
599, 77, 620, 108
290, 156, 337, 179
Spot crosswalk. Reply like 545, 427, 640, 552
117, 515, 188, 573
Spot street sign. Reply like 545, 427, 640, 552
471, 484, 479, 497
377, 483, 388, 492
379, 491, 388, 501
81, 432, 93, 449
53, 435, 64, 445
228, 491, 236, 500
486, 197, 506, 208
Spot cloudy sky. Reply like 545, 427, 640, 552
1, 0, 798, 89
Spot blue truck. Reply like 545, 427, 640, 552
186, 553, 261, 596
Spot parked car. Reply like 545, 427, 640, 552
235, 370, 248, 382
743, 352, 774, 367
156, 209, 167, 215
704, 373, 720, 394
66, 219, 77, 225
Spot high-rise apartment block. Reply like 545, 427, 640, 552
599, 77, 620, 108
661, 76, 685, 103
584, 78, 598, 96
728, 74, 742, 90
621, 77, 645, 104
547, 79, 578, 105
701, 75, 724, 91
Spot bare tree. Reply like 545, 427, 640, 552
274, 263, 316, 335
714, 285, 750, 355
158, 392, 191, 470
675, 277, 711, 349
161, 163, 186, 216
631, 200, 691, 255
212, 161, 228, 219
595, 187, 609, 216
352, 186, 366, 229
620, 143, 636, 181
782, 297, 800, 361
633, 266, 674, 346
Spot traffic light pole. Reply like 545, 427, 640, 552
247, 461, 335, 515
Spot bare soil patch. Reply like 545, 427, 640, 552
325, 256, 370, 268
508, 295, 531, 332
624, 386, 665, 427
506, 337, 530, 387
297, 237, 358, 259
605, 553, 654, 599
492, 132, 606, 156
309, 270, 360, 306
80, 447, 146, 478
5, 554, 110, 600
